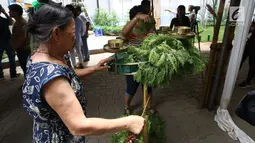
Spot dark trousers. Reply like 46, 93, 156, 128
81, 36, 90, 60
240, 41, 255, 83
16, 48, 30, 76
0, 41, 17, 78
125, 75, 152, 96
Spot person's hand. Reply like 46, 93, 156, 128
136, 13, 151, 23
126, 115, 145, 135
94, 58, 114, 71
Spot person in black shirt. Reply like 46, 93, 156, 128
170, 5, 191, 30
0, 5, 19, 80
237, 21, 255, 88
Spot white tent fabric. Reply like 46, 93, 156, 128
215, 108, 255, 143
215, 0, 255, 142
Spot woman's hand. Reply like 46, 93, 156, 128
94, 58, 114, 71
136, 13, 151, 23
126, 115, 145, 134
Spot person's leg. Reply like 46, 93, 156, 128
125, 75, 139, 115
5, 41, 17, 78
246, 52, 255, 83
75, 45, 84, 67
0, 45, 4, 79
69, 49, 77, 67
16, 48, 30, 76
239, 43, 250, 70
82, 36, 90, 61
81, 36, 86, 59
238, 46, 255, 88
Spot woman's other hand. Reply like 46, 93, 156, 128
126, 115, 145, 134
94, 58, 114, 71
136, 13, 151, 23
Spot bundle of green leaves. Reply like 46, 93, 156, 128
115, 34, 207, 87
111, 113, 165, 143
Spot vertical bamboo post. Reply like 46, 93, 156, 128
143, 84, 149, 143
198, 0, 226, 109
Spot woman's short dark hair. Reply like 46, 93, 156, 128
65, 4, 74, 12
141, 0, 150, 7
75, 5, 82, 12
129, 5, 148, 20
178, 5, 186, 13
8, 4, 23, 16
27, 4, 73, 43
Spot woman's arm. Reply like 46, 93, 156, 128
73, 66, 96, 78
122, 16, 139, 37
74, 58, 113, 78
43, 77, 144, 136
122, 14, 151, 38
170, 19, 174, 30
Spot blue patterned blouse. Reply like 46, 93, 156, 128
22, 58, 87, 143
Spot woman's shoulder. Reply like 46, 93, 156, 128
26, 60, 71, 78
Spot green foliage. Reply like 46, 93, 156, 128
98, 26, 123, 36
111, 34, 207, 87
111, 113, 165, 143
93, 8, 119, 26
110, 11, 119, 27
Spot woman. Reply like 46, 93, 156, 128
23, 4, 144, 142
170, 5, 191, 30
187, 5, 196, 32
122, 0, 155, 115
68, 5, 84, 68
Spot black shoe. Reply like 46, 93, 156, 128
11, 73, 21, 79
83, 59, 90, 62
237, 81, 251, 88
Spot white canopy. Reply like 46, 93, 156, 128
215, 0, 255, 142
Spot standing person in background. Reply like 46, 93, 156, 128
0, 4, 20, 80
9, 4, 31, 76
122, 0, 156, 115
237, 20, 255, 88
66, 4, 84, 69
187, 5, 196, 32
76, 6, 90, 62
169, 5, 191, 30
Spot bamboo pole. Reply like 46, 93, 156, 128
143, 85, 149, 143
198, 0, 226, 109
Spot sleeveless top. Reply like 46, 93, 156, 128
22, 58, 87, 143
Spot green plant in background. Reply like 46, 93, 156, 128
93, 8, 120, 27
124, 9, 131, 24
109, 11, 119, 27
94, 8, 111, 26
100, 26, 123, 36
92, 8, 123, 36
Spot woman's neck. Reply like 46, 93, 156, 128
36, 44, 65, 62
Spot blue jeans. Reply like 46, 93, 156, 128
81, 36, 90, 60
0, 41, 17, 78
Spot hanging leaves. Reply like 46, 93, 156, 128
111, 34, 207, 87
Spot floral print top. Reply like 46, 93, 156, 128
22, 59, 87, 143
